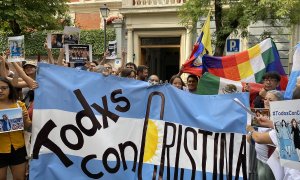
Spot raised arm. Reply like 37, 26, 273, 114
0, 53, 8, 78
11, 62, 38, 90
57, 48, 65, 66
116, 50, 127, 75
0, 51, 28, 88
120, 50, 126, 69
98, 50, 109, 65
246, 125, 274, 145
44, 41, 55, 64
11, 76, 28, 88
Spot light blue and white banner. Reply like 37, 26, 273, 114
284, 43, 300, 99
30, 63, 250, 179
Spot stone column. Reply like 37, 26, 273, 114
185, 25, 193, 59
127, 27, 133, 62
112, 19, 123, 58
69, 12, 76, 26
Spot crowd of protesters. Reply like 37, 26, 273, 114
0, 44, 202, 179
0, 41, 300, 180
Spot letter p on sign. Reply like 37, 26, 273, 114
226, 39, 240, 52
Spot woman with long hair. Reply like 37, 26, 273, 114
247, 90, 284, 180
277, 119, 293, 158
0, 77, 31, 180
169, 75, 185, 90
291, 118, 300, 158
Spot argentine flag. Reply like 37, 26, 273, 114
284, 43, 300, 99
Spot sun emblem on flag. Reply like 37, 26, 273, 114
143, 119, 164, 163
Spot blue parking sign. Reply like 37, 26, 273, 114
226, 39, 240, 52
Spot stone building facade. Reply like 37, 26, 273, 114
68, 0, 300, 79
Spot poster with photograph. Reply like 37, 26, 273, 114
63, 26, 80, 45
0, 108, 24, 133
65, 44, 92, 64
106, 40, 117, 60
250, 108, 270, 127
270, 99, 300, 170
47, 33, 63, 49
8, 35, 25, 62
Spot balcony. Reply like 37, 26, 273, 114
121, 0, 184, 15
123, 0, 184, 7
68, 0, 121, 4
69, 0, 184, 6
67, 0, 185, 19
68, 0, 122, 14
68, 0, 184, 14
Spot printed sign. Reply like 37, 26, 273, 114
8, 35, 25, 62
106, 40, 117, 60
250, 108, 270, 127
65, 44, 92, 63
47, 33, 64, 49
226, 39, 240, 52
270, 99, 300, 170
63, 26, 80, 45
0, 108, 24, 133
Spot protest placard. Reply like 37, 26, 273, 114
63, 26, 80, 45
47, 33, 64, 49
250, 108, 270, 127
270, 99, 300, 170
106, 40, 117, 60
65, 44, 92, 63
0, 108, 24, 133
7, 35, 25, 62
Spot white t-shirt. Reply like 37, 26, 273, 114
269, 130, 300, 180
255, 127, 271, 163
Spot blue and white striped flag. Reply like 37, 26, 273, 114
284, 43, 300, 99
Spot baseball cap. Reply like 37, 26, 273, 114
23, 61, 37, 68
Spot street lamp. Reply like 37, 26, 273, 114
100, 4, 110, 53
